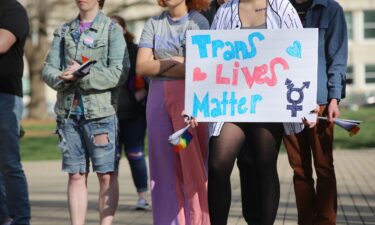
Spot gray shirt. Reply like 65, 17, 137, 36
139, 10, 209, 80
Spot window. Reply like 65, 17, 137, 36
366, 65, 375, 84
346, 65, 353, 85
345, 12, 353, 40
364, 10, 375, 39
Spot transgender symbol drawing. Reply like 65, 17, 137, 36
285, 79, 310, 117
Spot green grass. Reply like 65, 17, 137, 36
333, 107, 375, 149
20, 120, 60, 161
20, 136, 60, 160
22, 123, 55, 132
20, 107, 375, 161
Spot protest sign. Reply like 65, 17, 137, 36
185, 29, 318, 122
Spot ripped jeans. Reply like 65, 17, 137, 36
56, 115, 119, 173
118, 114, 148, 193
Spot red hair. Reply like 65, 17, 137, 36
110, 15, 135, 43
157, 0, 210, 12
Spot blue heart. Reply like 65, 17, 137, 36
286, 41, 302, 58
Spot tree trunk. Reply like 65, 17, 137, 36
21, 0, 154, 119
25, 35, 50, 119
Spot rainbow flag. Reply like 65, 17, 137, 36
168, 125, 193, 153
334, 118, 361, 137
319, 117, 361, 137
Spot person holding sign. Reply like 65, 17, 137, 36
42, 0, 128, 224
283, 0, 348, 224
136, 0, 211, 224
207, 0, 303, 225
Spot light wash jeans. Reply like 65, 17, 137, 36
0, 93, 30, 225
56, 114, 119, 173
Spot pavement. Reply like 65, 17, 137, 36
24, 150, 375, 225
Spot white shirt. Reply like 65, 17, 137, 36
209, 0, 305, 137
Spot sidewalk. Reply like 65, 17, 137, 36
24, 150, 375, 225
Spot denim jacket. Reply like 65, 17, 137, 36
42, 11, 129, 119
293, 0, 348, 104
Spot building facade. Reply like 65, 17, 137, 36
338, 0, 375, 103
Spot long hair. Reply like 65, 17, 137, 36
98, 0, 105, 9
110, 15, 135, 43
157, 0, 210, 12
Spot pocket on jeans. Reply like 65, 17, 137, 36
56, 119, 78, 155
56, 128, 70, 156
89, 116, 114, 135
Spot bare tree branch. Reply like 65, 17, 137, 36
20, 0, 160, 119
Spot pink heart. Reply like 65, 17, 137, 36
193, 67, 207, 82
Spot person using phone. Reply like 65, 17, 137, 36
42, 0, 129, 224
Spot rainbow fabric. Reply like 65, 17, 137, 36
348, 126, 360, 137
168, 125, 193, 153
319, 117, 361, 137
174, 130, 193, 153
334, 118, 361, 137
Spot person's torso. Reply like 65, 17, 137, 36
140, 10, 208, 80
55, 12, 122, 119
117, 41, 147, 119
0, 0, 29, 97
292, 0, 345, 103
63, 14, 113, 68
212, 0, 302, 30
152, 11, 193, 60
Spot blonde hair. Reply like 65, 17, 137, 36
157, 0, 210, 12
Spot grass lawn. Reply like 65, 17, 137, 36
333, 106, 375, 149
20, 107, 375, 161
20, 120, 59, 161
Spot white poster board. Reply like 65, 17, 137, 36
185, 29, 318, 122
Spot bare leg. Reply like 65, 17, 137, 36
68, 173, 88, 225
138, 191, 147, 199
97, 172, 119, 225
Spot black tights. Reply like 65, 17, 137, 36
208, 122, 283, 225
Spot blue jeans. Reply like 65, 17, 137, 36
118, 114, 148, 193
0, 172, 9, 221
0, 93, 30, 225
56, 115, 119, 173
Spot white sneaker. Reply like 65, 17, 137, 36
136, 197, 149, 210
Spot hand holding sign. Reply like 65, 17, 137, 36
185, 29, 318, 123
